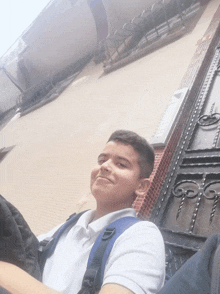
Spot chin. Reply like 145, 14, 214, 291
92, 188, 112, 200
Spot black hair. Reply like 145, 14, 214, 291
107, 130, 154, 178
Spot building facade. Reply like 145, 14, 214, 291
0, 0, 219, 243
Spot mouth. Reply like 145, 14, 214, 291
96, 176, 113, 183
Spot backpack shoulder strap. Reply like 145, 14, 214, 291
38, 210, 88, 272
78, 216, 140, 294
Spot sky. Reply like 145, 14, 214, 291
0, 0, 52, 58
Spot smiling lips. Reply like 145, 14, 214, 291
96, 176, 113, 183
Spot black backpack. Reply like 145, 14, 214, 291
0, 195, 41, 293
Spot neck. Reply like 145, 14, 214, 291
94, 202, 133, 220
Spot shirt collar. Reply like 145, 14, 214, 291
76, 208, 137, 234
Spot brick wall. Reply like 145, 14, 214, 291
133, 147, 164, 215
136, 123, 185, 218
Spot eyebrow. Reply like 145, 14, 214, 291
116, 156, 131, 166
98, 153, 132, 166
98, 153, 107, 160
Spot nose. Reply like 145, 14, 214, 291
100, 159, 111, 172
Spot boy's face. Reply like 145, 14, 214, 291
90, 141, 143, 210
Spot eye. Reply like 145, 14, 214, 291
98, 157, 106, 165
117, 162, 127, 168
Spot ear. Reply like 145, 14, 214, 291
135, 178, 150, 198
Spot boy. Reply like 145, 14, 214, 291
0, 130, 165, 294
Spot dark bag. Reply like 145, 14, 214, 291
158, 234, 220, 294
0, 194, 41, 293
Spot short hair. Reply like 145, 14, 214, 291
107, 130, 154, 178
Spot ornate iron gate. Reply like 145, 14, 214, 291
150, 39, 220, 278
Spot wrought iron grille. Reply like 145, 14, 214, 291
150, 39, 220, 278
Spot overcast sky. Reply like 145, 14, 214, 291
0, 0, 51, 57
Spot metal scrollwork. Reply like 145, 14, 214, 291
204, 181, 220, 224
172, 180, 199, 220
198, 113, 220, 126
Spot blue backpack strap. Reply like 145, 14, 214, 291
79, 216, 140, 293
38, 210, 87, 272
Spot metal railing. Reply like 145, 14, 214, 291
103, 0, 201, 67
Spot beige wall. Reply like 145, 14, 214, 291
0, 0, 219, 235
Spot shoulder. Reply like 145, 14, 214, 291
116, 220, 164, 245
37, 210, 93, 241
110, 219, 165, 264
103, 220, 165, 293
110, 219, 165, 274
37, 223, 64, 242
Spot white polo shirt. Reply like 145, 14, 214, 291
38, 208, 165, 294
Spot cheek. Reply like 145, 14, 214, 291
90, 166, 99, 184
118, 172, 139, 188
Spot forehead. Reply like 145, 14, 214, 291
102, 141, 139, 163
